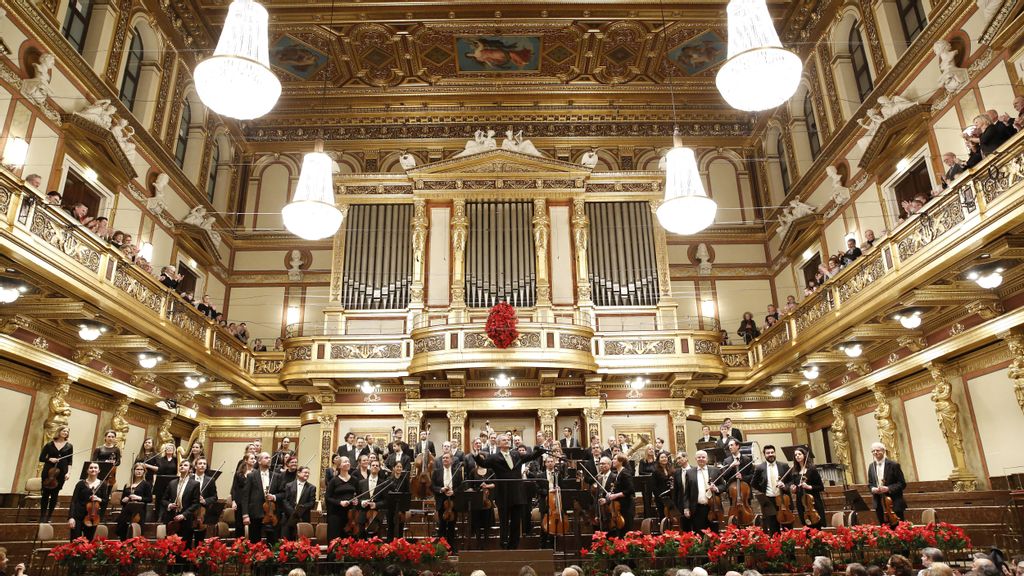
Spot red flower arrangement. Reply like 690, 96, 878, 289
328, 536, 450, 568
274, 537, 322, 567
182, 537, 232, 572
485, 301, 519, 348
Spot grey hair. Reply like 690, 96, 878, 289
814, 556, 833, 576
922, 548, 945, 562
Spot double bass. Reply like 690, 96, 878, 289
411, 424, 433, 499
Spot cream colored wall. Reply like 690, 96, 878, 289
902, 393, 952, 481
63, 407, 100, 495
336, 417, 406, 444
710, 244, 766, 264
25, 122, 59, 191
234, 251, 290, 271
745, 431, 797, 463
227, 286, 286, 342
204, 274, 226, 306
703, 158, 749, 225
966, 369, 1024, 476
669, 280, 699, 327
809, 429, 827, 468
302, 286, 330, 334
0, 386, 33, 492
297, 423, 322, 482
824, 218, 850, 261
854, 411, 879, 484
550, 205, 574, 306
714, 279, 774, 336
685, 419, 705, 457
115, 423, 147, 486
209, 440, 250, 503
427, 207, 451, 307
253, 163, 290, 232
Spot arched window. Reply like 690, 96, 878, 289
61, 0, 94, 53
804, 93, 820, 159
849, 21, 873, 102
119, 29, 144, 110
897, 0, 927, 43
777, 134, 791, 194
175, 102, 191, 168
206, 144, 220, 202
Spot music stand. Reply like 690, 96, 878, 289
79, 461, 116, 483
843, 488, 871, 525
562, 448, 587, 461
455, 489, 480, 514
704, 447, 726, 465
781, 445, 812, 463
696, 441, 718, 453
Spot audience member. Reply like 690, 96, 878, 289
197, 295, 217, 318
764, 315, 777, 330
784, 295, 797, 314
742, 571, 764, 576
236, 322, 250, 343
68, 202, 92, 225
1013, 95, 1024, 132
0, 546, 26, 576
842, 237, 862, 266
274, 337, 284, 351
822, 256, 840, 280
888, 554, 914, 576
719, 330, 730, 345
381, 565, 403, 576
737, 312, 760, 344
469, 571, 486, 576
343, 567, 362, 576
612, 566, 632, 576
804, 280, 817, 296
921, 548, 945, 573
286, 570, 306, 576
862, 229, 878, 250
110, 230, 125, 248
519, 567, 538, 576
926, 564, 954, 576
45, 191, 61, 204
972, 114, 1012, 156
692, 569, 709, 576
847, 564, 869, 576
159, 266, 180, 290
252, 338, 267, 352
812, 556, 833, 576
868, 566, 886, 576
24, 174, 41, 189
940, 152, 965, 188
87, 216, 110, 239
562, 566, 583, 576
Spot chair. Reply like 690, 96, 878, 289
130, 522, 142, 538
221, 507, 236, 525
315, 522, 327, 542
156, 524, 167, 540
28, 522, 54, 574
297, 522, 314, 539
831, 511, 846, 528
217, 521, 231, 538
640, 518, 655, 534
921, 508, 937, 524
17, 477, 43, 522
93, 524, 108, 541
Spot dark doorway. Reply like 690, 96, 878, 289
801, 252, 822, 289
176, 263, 198, 295
893, 159, 931, 219
60, 170, 103, 217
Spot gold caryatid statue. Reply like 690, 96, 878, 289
44, 379, 72, 442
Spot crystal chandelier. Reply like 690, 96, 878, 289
716, 0, 802, 111
282, 140, 343, 240
657, 129, 718, 235
193, 0, 280, 120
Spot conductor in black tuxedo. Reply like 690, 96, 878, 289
867, 442, 907, 525
280, 466, 317, 540
161, 460, 201, 547
472, 434, 543, 550
751, 445, 790, 534
239, 452, 280, 543
683, 450, 722, 533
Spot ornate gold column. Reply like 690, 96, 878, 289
926, 362, 979, 491
1004, 331, 1024, 415
829, 402, 854, 484
532, 198, 552, 321
669, 408, 688, 454
538, 408, 558, 440
648, 200, 677, 329
403, 409, 423, 447
583, 406, 604, 446
325, 203, 350, 334
409, 199, 428, 316
158, 413, 175, 448
111, 397, 131, 450
450, 199, 469, 322
571, 198, 594, 314
447, 410, 467, 451
43, 376, 72, 445
318, 414, 336, 490
871, 384, 901, 462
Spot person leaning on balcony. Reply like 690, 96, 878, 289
1012, 96, 1024, 132
842, 238, 862, 266
940, 152, 965, 189
737, 312, 759, 344
970, 114, 1011, 157
45, 190, 61, 205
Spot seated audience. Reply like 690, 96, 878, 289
920, 549, 945, 576
888, 555, 915, 576
925, 564, 954, 576
109, 230, 125, 248
68, 202, 92, 225
804, 280, 817, 296
847, 565, 869, 576
764, 315, 777, 330
136, 257, 153, 274
87, 216, 110, 239
862, 229, 878, 251
812, 556, 833, 576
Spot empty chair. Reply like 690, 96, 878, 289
921, 508, 937, 524
93, 524, 108, 541
297, 522, 314, 539
217, 521, 231, 538
29, 522, 55, 573
130, 522, 142, 538
156, 524, 166, 540
315, 522, 327, 543
18, 477, 43, 522
640, 518, 655, 534
831, 511, 845, 528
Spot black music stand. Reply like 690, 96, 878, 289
635, 475, 656, 518
843, 489, 871, 525
781, 445, 812, 462
563, 448, 587, 462
703, 447, 726, 466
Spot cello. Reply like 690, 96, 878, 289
542, 474, 568, 536
774, 466, 797, 527
726, 460, 755, 526
411, 423, 433, 499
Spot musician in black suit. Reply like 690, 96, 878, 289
597, 454, 635, 537
431, 453, 463, 553
696, 425, 715, 445
472, 434, 543, 550
788, 446, 825, 529
357, 460, 389, 537
535, 455, 563, 548
670, 458, 691, 532
414, 430, 435, 456
867, 442, 907, 526
723, 418, 743, 442
239, 452, 279, 543
337, 432, 359, 462
160, 460, 200, 547
191, 458, 219, 545
559, 425, 580, 449
580, 446, 600, 484
280, 466, 317, 540
683, 450, 722, 533
719, 438, 752, 485
751, 445, 791, 533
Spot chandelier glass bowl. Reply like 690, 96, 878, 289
716, 0, 802, 111
282, 142, 343, 241
657, 140, 717, 235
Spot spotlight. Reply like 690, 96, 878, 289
0, 277, 29, 304
628, 377, 649, 390
183, 375, 206, 389
77, 320, 108, 341
967, 266, 1004, 289
493, 373, 513, 388
219, 396, 234, 406
138, 353, 163, 369
770, 386, 784, 398
838, 342, 863, 358
892, 309, 923, 329
802, 365, 819, 380
359, 381, 377, 394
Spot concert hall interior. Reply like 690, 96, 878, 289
0, 0, 1024, 572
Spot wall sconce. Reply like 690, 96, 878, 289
891, 308, 923, 329
2, 137, 28, 170
837, 341, 863, 358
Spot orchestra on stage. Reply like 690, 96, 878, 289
39, 419, 910, 550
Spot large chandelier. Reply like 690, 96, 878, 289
716, 0, 802, 111
282, 140, 343, 240
193, 0, 280, 120
657, 129, 717, 235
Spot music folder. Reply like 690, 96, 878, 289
384, 491, 411, 512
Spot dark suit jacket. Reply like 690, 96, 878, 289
752, 461, 790, 495
430, 465, 464, 508
943, 162, 965, 187
719, 454, 752, 485
606, 468, 635, 515
281, 481, 317, 523
867, 458, 907, 512
239, 468, 275, 520
559, 437, 581, 449
337, 444, 359, 463
192, 474, 219, 506
980, 123, 1011, 155
358, 475, 389, 508
414, 440, 436, 456
789, 465, 824, 497
580, 459, 599, 484
684, 466, 721, 514
160, 476, 200, 523
473, 447, 542, 507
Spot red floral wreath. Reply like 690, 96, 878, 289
485, 301, 519, 348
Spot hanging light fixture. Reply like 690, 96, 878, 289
282, 140, 343, 240
801, 364, 819, 380
628, 376, 649, 390
716, 0, 802, 111
657, 130, 718, 235
138, 352, 164, 369
193, 0, 280, 120
77, 320, 109, 341
0, 276, 29, 304
892, 308, 923, 329
838, 341, 863, 358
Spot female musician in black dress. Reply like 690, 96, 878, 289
68, 462, 109, 541
116, 463, 152, 539
789, 446, 825, 529
385, 461, 410, 541
135, 437, 159, 485
39, 426, 73, 523
155, 443, 179, 478
230, 452, 255, 538
326, 456, 358, 540
92, 430, 122, 468
468, 438, 495, 549
652, 451, 674, 519
185, 442, 205, 468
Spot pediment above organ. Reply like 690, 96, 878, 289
408, 149, 590, 179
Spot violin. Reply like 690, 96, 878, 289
262, 469, 279, 526
345, 504, 361, 536
84, 499, 101, 528
883, 495, 900, 525
773, 465, 796, 526
604, 475, 625, 531
543, 479, 568, 535
43, 466, 62, 491
802, 492, 821, 526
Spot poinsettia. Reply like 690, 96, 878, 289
485, 301, 519, 348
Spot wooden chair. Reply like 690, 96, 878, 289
921, 508, 937, 524
156, 524, 167, 540
297, 522, 315, 539
831, 511, 846, 528
93, 524, 108, 541
315, 522, 327, 542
